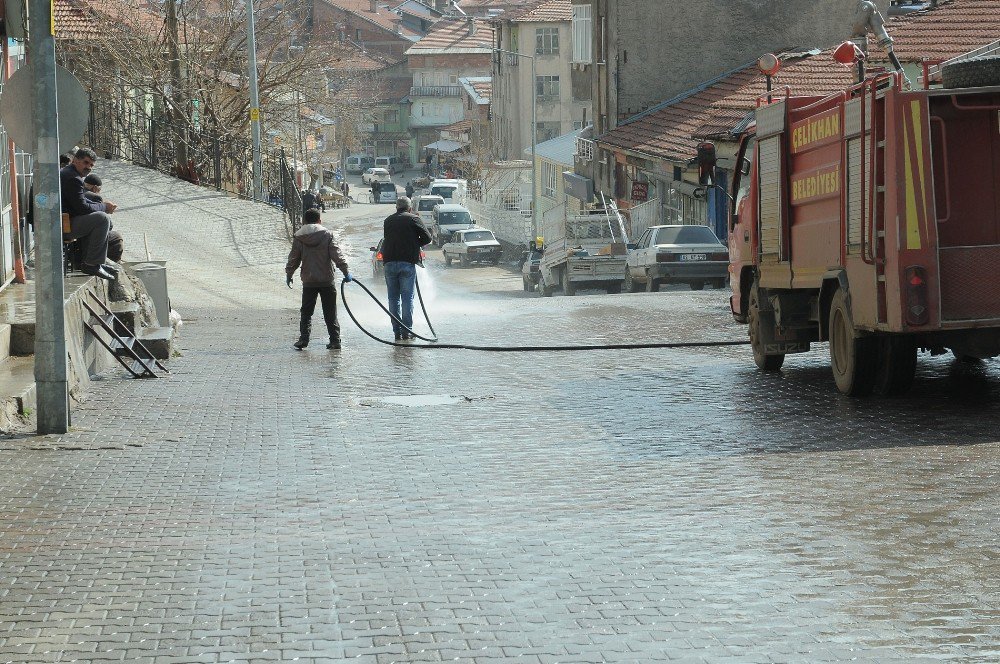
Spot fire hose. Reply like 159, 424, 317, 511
340, 275, 751, 352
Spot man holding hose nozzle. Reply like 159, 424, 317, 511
381, 196, 432, 341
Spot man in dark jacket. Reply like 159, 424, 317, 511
60, 148, 118, 280
301, 189, 317, 211
381, 196, 431, 341
285, 208, 353, 350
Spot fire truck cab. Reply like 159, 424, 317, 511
724, 55, 1000, 396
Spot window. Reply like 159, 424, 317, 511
383, 109, 399, 125
536, 75, 560, 99
535, 121, 561, 142
541, 162, 558, 198
572, 5, 592, 63
536, 27, 559, 55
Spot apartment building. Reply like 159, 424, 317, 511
490, 0, 591, 159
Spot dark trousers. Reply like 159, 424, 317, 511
300, 285, 340, 342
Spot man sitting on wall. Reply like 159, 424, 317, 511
60, 148, 118, 281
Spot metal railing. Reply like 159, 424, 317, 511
87, 99, 303, 234
575, 137, 594, 161
409, 85, 463, 97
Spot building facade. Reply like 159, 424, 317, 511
491, 0, 591, 160
405, 18, 494, 157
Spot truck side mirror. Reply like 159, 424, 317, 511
697, 142, 718, 186
740, 156, 751, 176
626, 243, 637, 251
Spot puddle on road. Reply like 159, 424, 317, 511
350, 394, 488, 408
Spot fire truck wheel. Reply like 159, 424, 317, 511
829, 289, 877, 396
941, 54, 1000, 89
874, 336, 917, 396
749, 285, 784, 371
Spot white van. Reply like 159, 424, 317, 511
414, 194, 445, 227
429, 178, 468, 203
346, 154, 374, 174
375, 156, 404, 174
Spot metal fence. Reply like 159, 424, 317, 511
87, 99, 302, 234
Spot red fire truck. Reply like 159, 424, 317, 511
721, 51, 1000, 396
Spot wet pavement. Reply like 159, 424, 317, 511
0, 163, 997, 662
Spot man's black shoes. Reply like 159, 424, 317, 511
293, 336, 309, 350
327, 340, 341, 350
81, 264, 117, 281
102, 263, 120, 275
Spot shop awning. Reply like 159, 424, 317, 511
424, 139, 464, 153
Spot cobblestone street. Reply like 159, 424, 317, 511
0, 163, 997, 663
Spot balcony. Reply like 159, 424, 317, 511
575, 137, 594, 161
409, 85, 463, 98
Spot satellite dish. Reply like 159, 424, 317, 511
0, 64, 91, 153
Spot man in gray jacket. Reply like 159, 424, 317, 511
285, 209, 354, 350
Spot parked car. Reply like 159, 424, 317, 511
370, 239, 426, 278
442, 229, 502, 267
362, 167, 392, 185
521, 249, 543, 291
414, 194, 446, 228
431, 203, 476, 246
346, 154, 374, 174
624, 224, 729, 292
375, 156, 405, 174
429, 178, 467, 203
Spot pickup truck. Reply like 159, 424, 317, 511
538, 209, 627, 296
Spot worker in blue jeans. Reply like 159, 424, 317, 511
381, 197, 431, 340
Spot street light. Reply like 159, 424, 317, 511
489, 45, 537, 247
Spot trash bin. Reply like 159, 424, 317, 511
130, 262, 170, 328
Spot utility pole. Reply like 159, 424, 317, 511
246, 0, 263, 200
29, 0, 69, 433
492, 47, 537, 244
165, 0, 188, 171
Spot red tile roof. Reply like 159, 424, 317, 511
464, 77, 492, 103
320, 0, 423, 40
55, 0, 163, 40
507, 0, 571, 22
406, 18, 495, 53
876, 0, 1000, 63
442, 118, 474, 132
598, 52, 857, 163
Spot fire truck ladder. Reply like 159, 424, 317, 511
860, 78, 889, 324
82, 292, 169, 379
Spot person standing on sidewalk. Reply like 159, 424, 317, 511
381, 197, 431, 341
285, 209, 353, 350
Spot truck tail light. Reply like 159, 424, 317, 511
904, 266, 930, 326
376, 252, 383, 261
656, 253, 677, 262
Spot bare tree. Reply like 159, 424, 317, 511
59, 0, 384, 178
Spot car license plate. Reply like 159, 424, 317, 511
680, 253, 707, 261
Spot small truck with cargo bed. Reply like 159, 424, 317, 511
538, 206, 628, 296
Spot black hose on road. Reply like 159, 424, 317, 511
340, 276, 751, 352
